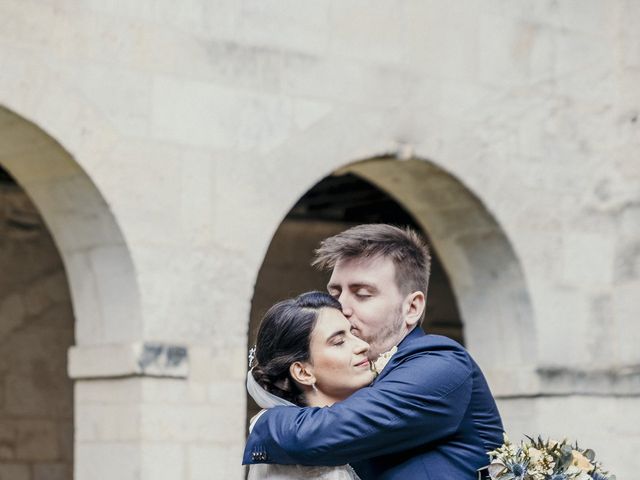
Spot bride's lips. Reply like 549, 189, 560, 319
354, 358, 370, 368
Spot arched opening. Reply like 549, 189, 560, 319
0, 105, 142, 480
247, 156, 536, 426
336, 157, 537, 395
247, 170, 467, 423
249, 172, 463, 344
1, 166, 74, 478
0, 105, 141, 346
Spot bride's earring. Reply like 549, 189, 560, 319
311, 383, 318, 392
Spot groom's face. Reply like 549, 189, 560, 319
327, 255, 407, 360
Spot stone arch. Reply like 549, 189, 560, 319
338, 156, 537, 396
250, 155, 537, 398
0, 105, 142, 346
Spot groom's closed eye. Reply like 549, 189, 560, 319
327, 286, 341, 298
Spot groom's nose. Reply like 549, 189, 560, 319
341, 301, 354, 318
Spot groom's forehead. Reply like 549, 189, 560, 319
330, 255, 397, 283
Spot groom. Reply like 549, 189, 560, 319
244, 224, 503, 479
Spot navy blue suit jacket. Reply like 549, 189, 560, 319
243, 328, 504, 479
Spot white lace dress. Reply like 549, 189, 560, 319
246, 410, 361, 480
247, 463, 360, 480
245, 371, 361, 480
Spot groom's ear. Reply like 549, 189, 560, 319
404, 291, 425, 327
289, 361, 316, 387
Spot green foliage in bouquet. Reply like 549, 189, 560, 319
486, 434, 615, 480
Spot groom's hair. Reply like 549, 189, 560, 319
313, 224, 431, 298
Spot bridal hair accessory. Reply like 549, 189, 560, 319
248, 345, 257, 369
246, 369, 295, 408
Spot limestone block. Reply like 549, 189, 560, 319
0, 293, 24, 339
0, 463, 29, 480
4, 341, 72, 417
75, 378, 141, 404
96, 140, 186, 248
75, 404, 140, 442
140, 404, 237, 442
535, 287, 590, 367
236, 0, 329, 56
188, 444, 242, 480
56, 421, 73, 463
0, 421, 16, 460
620, 0, 640, 67
5, 373, 54, 416
82, 0, 240, 42
561, 232, 616, 287
134, 246, 254, 343
15, 420, 58, 461
23, 272, 69, 317
614, 205, 640, 282
0, 114, 63, 164
535, 396, 639, 479
33, 463, 70, 480
189, 346, 247, 384
207, 382, 245, 410
60, 64, 151, 137
612, 282, 640, 363
78, 245, 142, 344
151, 76, 330, 153
141, 377, 206, 404
495, 397, 538, 439
477, 14, 554, 87
0, 142, 80, 188
75, 442, 140, 480
69, 342, 187, 379
407, 2, 483, 81
497, 395, 640, 479
140, 443, 184, 480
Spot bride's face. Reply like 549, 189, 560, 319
308, 308, 374, 402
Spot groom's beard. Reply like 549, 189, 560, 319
365, 304, 404, 359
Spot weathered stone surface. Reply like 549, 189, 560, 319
68, 342, 188, 379
15, 420, 59, 461
0, 463, 30, 480
0, 1, 639, 479
33, 463, 70, 480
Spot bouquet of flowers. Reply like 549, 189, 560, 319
485, 434, 615, 480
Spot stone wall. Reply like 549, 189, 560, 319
0, 181, 74, 479
0, 1, 638, 478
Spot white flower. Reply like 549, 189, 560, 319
488, 460, 506, 479
372, 346, 397, 376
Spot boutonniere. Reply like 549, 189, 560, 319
371, 346, 398, 378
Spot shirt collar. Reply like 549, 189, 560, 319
397, 325, 424, 350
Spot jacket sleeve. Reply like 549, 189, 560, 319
243, 348, 473, 466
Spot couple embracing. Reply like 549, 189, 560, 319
244, 224, 504, 479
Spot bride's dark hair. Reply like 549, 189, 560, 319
251, 291, 342, 406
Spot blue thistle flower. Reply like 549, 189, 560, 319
511, 464, 526, 477
548, 474, 567, 480
591, 473, 608, 480
502, 459, 528, 480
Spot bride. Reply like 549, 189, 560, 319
247, 291, 374, 480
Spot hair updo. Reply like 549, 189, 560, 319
251, 291, 342, 406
